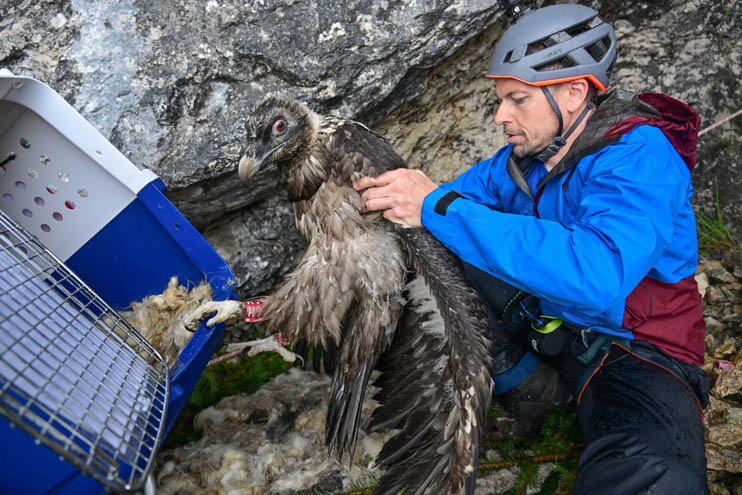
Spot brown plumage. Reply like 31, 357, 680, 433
238, 95, 494, 494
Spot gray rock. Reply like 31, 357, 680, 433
201, 190, 306, 299
706, 316, 726, 334
723, 251, 742, 271
706, 398, 742, 473
709, 285, 730, 305
707, 439, 742, 473
713, 368, 742, 404
1, 0, 501, 195
709, 266, 738, 284
721, 314, 742, 335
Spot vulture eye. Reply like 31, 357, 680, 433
272, 119, 288, 135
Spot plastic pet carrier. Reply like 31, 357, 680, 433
0, 70, 236, 494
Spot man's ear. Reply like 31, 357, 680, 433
565, 79, 591, 112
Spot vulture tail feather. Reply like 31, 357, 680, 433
325, 359, 373, 461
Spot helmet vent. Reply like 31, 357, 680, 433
503, 50, 514, 64
586, 35, 611, 62
564, 19, 594, 39
534, 55, 577, 73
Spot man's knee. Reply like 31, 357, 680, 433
574, 430, 707, 494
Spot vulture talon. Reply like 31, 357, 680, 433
225, 334, 299, 364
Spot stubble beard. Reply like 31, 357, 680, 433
510, 131, 556, 159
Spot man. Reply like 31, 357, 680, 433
354, 3, 709, 493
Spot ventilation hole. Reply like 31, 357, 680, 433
503, 50, 513, 64
534, 55, 576, 72
95, 150, 103, 157
565, 20, 593, 38
58, 171, 70, 183
15, 180, 26, 191
586, 35, 612, 62
551, 31, 572, 43
78, 188, 88, 198
47, 185, 57, 194
65, 200, 76, 210
526, 40, 549, 56
561, 55, 577, 68
19, 138, 31, 149
2, 193, 13, 204
13, 82, 24, 89
39, 155, 50, 165
53, 212, 63, 221
22, 209, 33, 218
28, 168, 39, 179
174, 223, 181, 230
34, 197, 45, 207
40, 224, 51, 233
587, 16, 603, 29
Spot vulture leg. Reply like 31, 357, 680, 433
224, 335, 301, 365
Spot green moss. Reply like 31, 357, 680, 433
488, 403, 504, 419
480, 406, 583, 495
162, 351, 293, 450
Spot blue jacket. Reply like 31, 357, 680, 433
421, 91, 705, 364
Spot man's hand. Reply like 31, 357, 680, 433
353, 169, 437, 227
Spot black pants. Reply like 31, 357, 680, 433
543, 332, 709, 494
461, 263, 709, 494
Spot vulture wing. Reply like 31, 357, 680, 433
371, 227, 493, 495
316, 121, 494, 493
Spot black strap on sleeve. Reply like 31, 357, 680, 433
434, 191, 462, 216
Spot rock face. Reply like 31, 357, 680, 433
3, 0, 740, 298
2, 0, 507, 297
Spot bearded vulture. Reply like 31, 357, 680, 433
236, 95, 494, 494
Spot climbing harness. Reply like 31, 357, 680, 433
500, 292, 568, 355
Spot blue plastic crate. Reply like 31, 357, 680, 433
0, 71, 235, 494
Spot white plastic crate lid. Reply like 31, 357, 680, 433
0, 70, 159, 261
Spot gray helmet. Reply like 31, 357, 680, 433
487, 4, 616, 92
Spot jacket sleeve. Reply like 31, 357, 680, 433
421, 126, 689, 311
436, 153, 506, 209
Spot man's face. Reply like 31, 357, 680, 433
494, 78, 559, 158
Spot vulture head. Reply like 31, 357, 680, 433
239, 95, 325, 201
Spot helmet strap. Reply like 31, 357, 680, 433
535, 86, 595, 163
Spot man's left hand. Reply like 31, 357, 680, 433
353, 169, 437, 228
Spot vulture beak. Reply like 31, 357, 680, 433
238, 155, 258, 184
238, 141, 289, 184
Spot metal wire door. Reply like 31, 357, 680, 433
0, 208, 169, 492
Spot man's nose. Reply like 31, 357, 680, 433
494, 103, 510, 126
